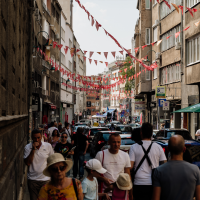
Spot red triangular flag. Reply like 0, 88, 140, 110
83, 56, 86, 61
104, 52, 108, 59
193, 8, 198, 12
111, 52, 116, 58
187, 7, 194, 17
64, 46, 69, 54
104, 29, 108, 35
119, 51, 123, 55
166, 35, 172, 39
91, 16, 94, 26
71, 53, 74, 57
53, 41, 57, 48
94, 60, 97, 65
95, 21, 102, 31
179, 5, 184, 15
135, 47, 139, 53
105, 62, 108, 67
142, 45, 147, 49
84, 51, 87, 54
57, 44, 63, 50
175, 31, 181, 38
89, 59, 92, 64
89, 51, 94, 58
76, 49, 80, 53
130, 65, 133, 69
163, 0, 171, 9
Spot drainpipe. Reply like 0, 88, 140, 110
180, 0, 184, 75
28, 0, 34, 142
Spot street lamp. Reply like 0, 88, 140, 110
50, 66, 55, 73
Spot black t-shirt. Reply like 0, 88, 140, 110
72, 134, 88, 153
54, 142, 72, 158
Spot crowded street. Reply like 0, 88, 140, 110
2, 0, 200, 200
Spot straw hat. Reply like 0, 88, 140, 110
43, 153, 73, 177
86, 159, 107, 174
116, 173, 132, 190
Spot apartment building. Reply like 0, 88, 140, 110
60, 11, 74, 124
32, 0, 62, 127
134, 0, 152, 124
0, 0, 30, 199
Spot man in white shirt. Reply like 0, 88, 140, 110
95, 133, 132, 199
24, 129, 54, 200
48, 121, 58, 137
129, 122, 167, 200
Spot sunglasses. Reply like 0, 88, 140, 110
50, 165, 66, 173
61, 136, 67, 138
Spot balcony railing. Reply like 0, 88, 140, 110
42, 59, 51, 69
42, 1, 47, 10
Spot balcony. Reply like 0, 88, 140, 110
42, 59, 51, 70
42, 1, 47, 10
47, 8, 50, 16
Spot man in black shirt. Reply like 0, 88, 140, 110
71, 127, 89, 179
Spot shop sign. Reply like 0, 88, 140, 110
135, 101, 145, 110
156, 86, 166, 98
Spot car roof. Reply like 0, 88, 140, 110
159, 128, 189, 131
90, 127, 109, 130
116, 125, 131, 127
120, 134, 132, 138
99, 131, 122, 134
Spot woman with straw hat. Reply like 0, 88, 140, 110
37, 153, 83, 200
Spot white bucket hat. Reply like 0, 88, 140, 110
43, 153, 73, 177
86, 159, 107, 174
116, 173, 132, 190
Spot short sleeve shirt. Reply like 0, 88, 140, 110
153, 160, 200, 200
129, 141, 166, 185
72, 134, 88, 153
95, 149, 131, 195
24, 142, 54, 181
54, 142, 72, 158
82, 177, 98, 200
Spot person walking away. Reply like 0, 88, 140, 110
95, 133, 132, 199
82, 159, 110, 200
152, 135, 200, 200
48, 122, 58, 138
48, 129, 60, 149
24, 129, 54, 200
72, 127, 89, 179
129, 122, 167, 200
54, 130, 74, 176
105, 173, 132, 200
65, 122, 72, 143
58, 121, 62, 132
110, 123, 115, 131
37, 153, 83, 200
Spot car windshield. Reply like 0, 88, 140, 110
111, 121, 120, 124
74, 126, 85, 131
91, 128, 109, 135
100, 121, 104, 123
75, 123, 87, 126
118, 126, 132, 132
156, 130, 192, 140
121, 138, 135, 145
103, 133, 112, 141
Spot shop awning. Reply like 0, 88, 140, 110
173, 103, 200, 113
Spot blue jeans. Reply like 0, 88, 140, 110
73, 151, 85, 178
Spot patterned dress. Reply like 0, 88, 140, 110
37, 179, 83, 200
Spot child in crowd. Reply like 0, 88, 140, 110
104, 173, 132, 200
82, 159, 110, 200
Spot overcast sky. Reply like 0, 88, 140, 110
73, 0, 139, 76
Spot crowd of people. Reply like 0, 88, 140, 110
24, 121, 200, 200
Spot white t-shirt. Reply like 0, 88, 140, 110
24, 142, 54, 181
82, 177, 98, 200
48, 127, 57, 137
196, 129, 200, 139
95, 149, 131, 195
129, 141, 166, 185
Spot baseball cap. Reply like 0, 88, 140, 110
86, 159, 107, 174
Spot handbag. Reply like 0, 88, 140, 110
131, 142, 153, 182
72, 178, 79, 200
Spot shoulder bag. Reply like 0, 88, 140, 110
72, 178, 79, 200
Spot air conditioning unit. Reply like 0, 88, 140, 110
55, 34, 60, 40
175, 42, 181, 50
34, 81, 39, 88
155, 20, 160, 26
155, 52, 161, 60
35, 8, 39, 16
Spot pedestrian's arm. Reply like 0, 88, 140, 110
83, 140, 89, 155
99, 193, 111, 200
24, 148, 36, 166
130, 161, 134, 170
196, 185, 200, 200
159, 160, 167, 165
151, 187, 161, 200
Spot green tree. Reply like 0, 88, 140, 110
120, 56, 135, 92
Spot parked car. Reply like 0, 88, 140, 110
84, 127, 109, 144
75, 122, 90, 127
90, 131, 121, 157
99, 121, 106, 127
153, 128, 200, 167
129, 123, 141, 129
101, 134, 135, 153
115, 125, 132, 134
72, 125, 89, 135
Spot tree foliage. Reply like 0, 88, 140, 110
120, 56, 135, 92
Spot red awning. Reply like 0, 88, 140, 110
50, 104, 56, 110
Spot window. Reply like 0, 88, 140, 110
61, 53, 65, 65
153, 68, 157, 79
187, 35, 200, 65
187, 0, 200, 7
56, 11, 59, 23
160, 63, 181, 84
61, 27, 65, 41
146, 0, 150, 9
51, 30, 55, 41
68, 61, 72, 71
153, 27, 157, 42
51, 4, 55, 17
146, 70, 150, 80
69, 39, 72, 49
161, 24, 180, 52
146, 28, 150, 45
160, 0, 181, 19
